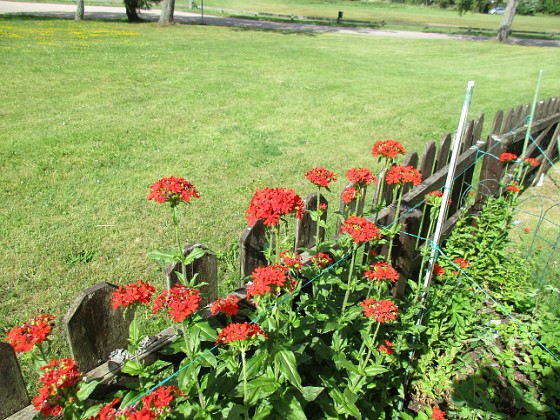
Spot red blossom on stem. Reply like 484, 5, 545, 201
363, 262, 399, 283
386, 165, 422, 186
148, 176, 200, 207
499, 152, 518, 163
361, 299, 399, 323
152, 284, 201, 323
524, 227, 531, 233
311, 252, 334, 268
215, 322, 267, 345
211, 295, 240, 317
378, 340, 394, 355
305, 167, 337, 189
279, 250, 303, 272
246, 264, 287, 298
6, 314, 56, 353
453, 257, 469, 268
341, 186, 359, 204
433, 263, 445, 278
431, 405, 446, 420
346, 167, 377, 186
506, 185, 520, 194
33, 358, 82, 417
372, 140, 406, 160
341, 216, 381, 244
245, 187, 304, 227
424, 190, 452, 206
522, 157, 539, 167
111, 280, 156, 310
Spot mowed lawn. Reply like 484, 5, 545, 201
1, 15, 560, 356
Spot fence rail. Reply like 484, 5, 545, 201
2, 97, 559, 419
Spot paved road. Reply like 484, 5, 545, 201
1, 0, 558, 47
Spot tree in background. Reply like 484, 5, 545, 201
496, 0, 520, 41
124, 0, 162, 21
159, 0, 176, 24
75, 0, 84, 20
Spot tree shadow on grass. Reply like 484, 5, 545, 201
451, 361, 559, 418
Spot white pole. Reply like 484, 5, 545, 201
420, 81, 475, 297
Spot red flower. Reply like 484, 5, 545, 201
378, 340, 394, 355
453, 257, 469, 268
148, 176, 200, 207
33, 358, 82, 417
280, 250, 303, 272
361, 299, 399, 323
216, 322, 267, 345
319, 203, 328, 211
341, 216, 381, 244
95, 398, 121, 420
499, 152, 518, 163
372, 140, 406, 160
522, 157, 539, 167
246, 187, 304, 227
305, 167, 337, 189
386, 165, 422, 186
141, 386, 181, 415
246, 264, 287, 298
346, 167, 377, 186
363, 262, 399, 283
341, 186, 359, 204
311, 252, 333, 268
152, 284, 201, 323
6, 314, 56, 353
424, 190, 452, 206
524, 227, 531, 233
431, 405, 446, 420
433, 263, 445, 278
211, 295, 240, 317
506, 185, 520, 194
112, 280, 156, 310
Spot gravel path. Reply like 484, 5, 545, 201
1, 0, 558, 47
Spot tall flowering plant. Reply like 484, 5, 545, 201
6, 313, 56, 369
148, 176, 205, 287
305, 167, 336, 254
344, 167, 377, 217
371, 139, 406, 214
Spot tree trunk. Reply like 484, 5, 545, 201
124, 2, 141, 22
75, 0, 84, 21
496, 0, 520, 42
159, 0, 175, 24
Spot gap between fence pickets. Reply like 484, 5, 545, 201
4, 97, 559, 419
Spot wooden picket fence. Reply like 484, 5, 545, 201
2, 97, 559, 419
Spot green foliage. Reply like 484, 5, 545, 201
542, 0, 560, 14
517, 0, 543, 14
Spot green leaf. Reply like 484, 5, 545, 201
272, 393, 306, 419
364, 365, 388, 377
146, 250, 180, 264
275, 348, 303, 391
76, 379, 100, 401
191, 320, 218, 342
302, 386, 324, 402
120, 360, 144, 376
182, 247, 209, 266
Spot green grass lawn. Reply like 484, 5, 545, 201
1, 15, 559, 359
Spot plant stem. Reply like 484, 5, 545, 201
241, 347, 249, 420
387, 186, 403, 264
341, 243, 358, 315
360, 321, 381, 371
315, 191, 321, 252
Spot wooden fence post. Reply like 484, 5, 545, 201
0, 343, 29, 419
295, 192, 328, 251
166, 243, 218, 306
64, 282, 133, 373
239, 219, 268, 282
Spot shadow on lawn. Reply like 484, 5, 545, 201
452, 361, 559, 418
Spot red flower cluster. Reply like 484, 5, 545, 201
111, 280, 156, 310
6, 314, 56, 353
499, 152, 518, 163
33, 358, 82, 417
95, 386, 181, 420
372, 140, 406, 160
311, 252, 334, 268
211, 295, 240, 317
305, 167, 337, 188
453, 257, 469, 268
362, 299, 399, 323
148, 176, 200, 207
433, 263, 445, 278
522, 157, 539, 167
246, 264, 287, 298
215, 322, 267, 345
424, 190, 452, 206
432, 405, 446, 420
341, 186, 359, 204
341, 216, 381, 244
246, 187, 304, 227
506, 185, 520, 194
363, 262, 399, 283
152, 284, 201, 323
346, 167, 377, 186
280, 250, 303, 272
378, 340, 394, 355
386, 165, 422, 186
